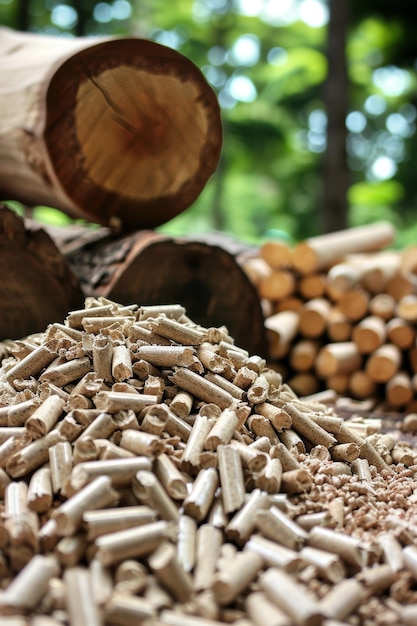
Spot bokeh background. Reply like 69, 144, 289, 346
2, 0, 417, 247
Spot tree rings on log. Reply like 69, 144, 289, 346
0, 28, 222, 231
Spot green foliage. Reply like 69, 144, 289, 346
348, 180, 404, 208
260, 47, 327, 100
2, 1, 417, 245
32, 207, 74, 226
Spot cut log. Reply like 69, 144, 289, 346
351, 315, 386, 354
365, 344, 402, 384
298, 298, 331, 339
386, 372, 413, 408
386, 317, 416, 350
291, 221, 395, 275
0, 27, 222, 232
259, 241, 292, 269
326, 307, 352, 342
47, 224, 267, 357
264, 311, 299, 359
368, 293, 396, 321
315, 342, 362, 378
258, 269, 296, 301
298, 274, 326, 300
348, 371, 377, 400
0, 205, 84, 340
289, 340, 319, 372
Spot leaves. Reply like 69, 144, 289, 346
3, 1, 417, 243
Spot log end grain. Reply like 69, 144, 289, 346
44, 38, 222, 231
100, 237, 268, 357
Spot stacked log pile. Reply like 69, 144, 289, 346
239, 221, 417, 411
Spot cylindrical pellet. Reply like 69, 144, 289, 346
52, 475, 119, 536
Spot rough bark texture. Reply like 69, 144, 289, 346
53, 227, 268, 357
0, 206, 84, 340
0, 205, 267, 356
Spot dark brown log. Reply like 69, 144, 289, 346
0, 205, 84, 340
49, 226, 267, 357
0, 28, 221, 232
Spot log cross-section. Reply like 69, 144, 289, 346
0, 27, 222, 231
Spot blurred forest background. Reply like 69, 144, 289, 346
2, 0, 417, 247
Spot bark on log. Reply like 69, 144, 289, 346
0, 27, 222, 232
53, 227, 267, 357
0, 205, 84, 340
0, 206, 267, 356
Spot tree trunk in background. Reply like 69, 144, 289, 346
322, 0, 350, 233
16, 0, 30, 31
72, 0, 90, 37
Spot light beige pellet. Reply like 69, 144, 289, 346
93, 390, 157, 413
260, 567, 323, 626
95, 520, 174, 567
0, 555, 60, 613
104, 593, 156, 624
49, 441, 73, 495
204, 406, 240, 450
246, 591, 291, 626
27, 467, 53, 513
211, 550, 263, 605
6, 430, 65, 478
300, 546, 346, 584
6, 341, 58, 387
7, 397, 41, 427
119, 429, 166, 457
318, 578, 365, 621
149, 541, 194, 603
169, 367, 234, 409
63, 566, 102, 626
177, 514, 197, 574
52, 475, 119, 536
194, 524, 223, 591
217, 444, 246, 515
70, 456, 152, 490
154, 453, 188, 500
255, 506, 308, 551
132, 470, 179, 522
39, 357, 91, 388
83, 506, 156, 541
25, 395, 65, 439
226, 489, 270, 545
307, 526, 366, 570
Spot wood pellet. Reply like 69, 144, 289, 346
1, 296, 417, 624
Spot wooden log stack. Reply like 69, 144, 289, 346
239, 221, 417, 411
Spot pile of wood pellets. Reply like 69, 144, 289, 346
1, 298, 417, 625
